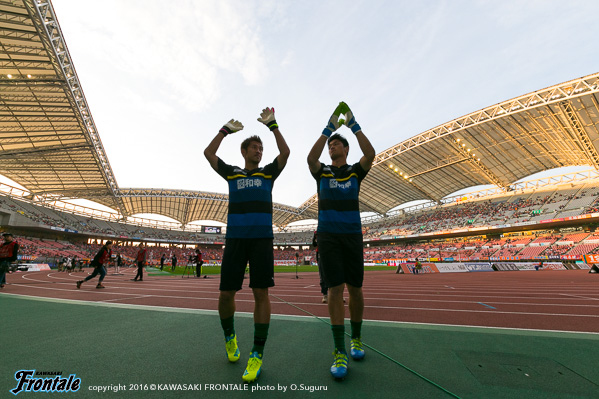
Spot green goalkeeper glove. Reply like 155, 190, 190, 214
339, 102, 361, 134
322, 102, 349, 137
219, 119, 244, 136
257, 107, 278, 131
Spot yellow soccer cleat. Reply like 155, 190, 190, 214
242, 352, 262, 383
225, 334, 240, 363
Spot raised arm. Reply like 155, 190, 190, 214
203, 119, 244, 171
343, 103, 375, 171
307, 135, 327, 174
307, 103, 346, 174
257, 107, 290, 170
355, 131, 375, 172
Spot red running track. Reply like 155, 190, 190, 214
2, 268, 598, 333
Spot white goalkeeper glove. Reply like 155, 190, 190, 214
257, 107, 278, 131
219, 119, 244, 136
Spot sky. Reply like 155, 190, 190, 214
9, 0, 599, 222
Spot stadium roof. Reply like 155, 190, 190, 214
0, 0, 316, 226
0, 0, 122, 210
2, 0, 599, 227
299, 73, 599, 218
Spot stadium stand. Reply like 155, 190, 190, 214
6, 175, 599, 267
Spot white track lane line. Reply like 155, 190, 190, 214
560, 293, 599, 301
4, 292, 599, 337
100, 295, 151, 302
13, 273, 599, 319
17, 273, 599, 306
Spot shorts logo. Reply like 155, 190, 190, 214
237, 178, 262, 190
10, 370, 81, 395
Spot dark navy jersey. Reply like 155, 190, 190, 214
311, 162, 368, 234
217, 157, 281, 239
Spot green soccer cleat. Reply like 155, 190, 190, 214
350, 338, 365, 360
225, 334, 240, 363
242, 352, 262, 383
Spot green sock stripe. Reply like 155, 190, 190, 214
350, 320, 362, 339
220, 316, 235, 337
331, 324, 346, 352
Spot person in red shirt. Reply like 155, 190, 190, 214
133, 243, 147, 281
0, 232, 20, 289
76, 241, 112, 289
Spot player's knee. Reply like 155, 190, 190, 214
328, 284, 345, 296
219, 290, 236, 302
346, 284, 363, 299
252, 288, 269, 301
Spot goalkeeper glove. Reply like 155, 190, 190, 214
219, 119, 244, 136
322, 102, 348, 137
340, 102, 361, 134
257, 107, 278, 131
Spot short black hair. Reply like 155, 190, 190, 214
241, 135, 263, 151
328, 133, 349, 148
105, 240, 113, 246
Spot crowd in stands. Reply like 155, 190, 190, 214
10, 229, 599, 267
0, 197, 225, 243
362, 185, 599, 240
362, 230, 599, 262
16, 238, 317, 265
6, 183, 599, 265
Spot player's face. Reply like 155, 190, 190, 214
243, 142, 263, 164
328, 139, 347, 161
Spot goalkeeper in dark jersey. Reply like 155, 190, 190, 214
307, 102, 375, 380
204, 107, 289, 383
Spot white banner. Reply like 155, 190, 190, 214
435, 263, 468, 273
274, 260, 297, 266
541, 262, 566, 271
516, 262, 537, 270
20, 264, 51, 271
465, 263, 494, 272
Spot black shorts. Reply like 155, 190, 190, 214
318, 233, 364, 288
219, 238, 274, 291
